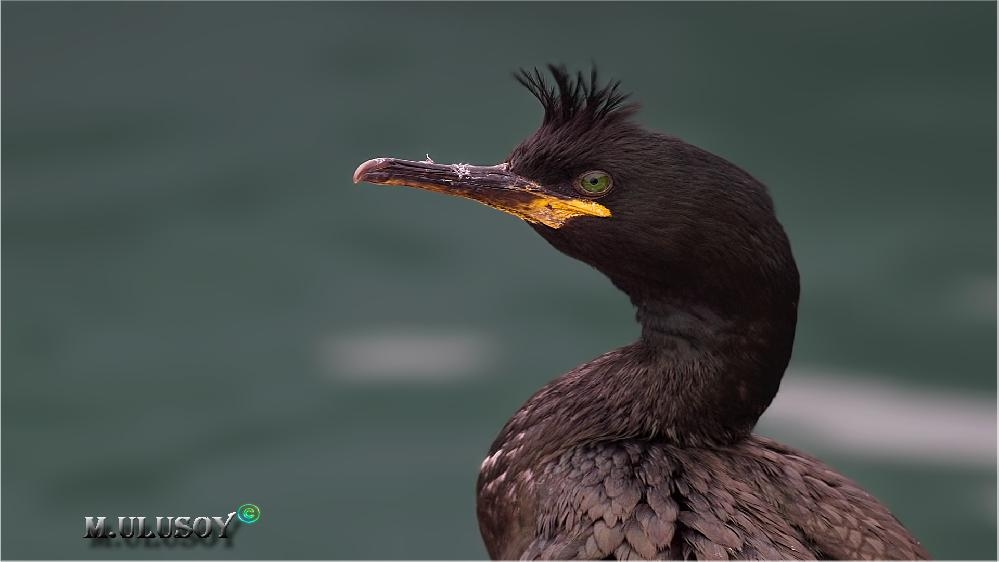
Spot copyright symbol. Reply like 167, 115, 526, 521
237, 503, 261, 524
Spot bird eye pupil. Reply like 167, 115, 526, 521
577, 170, 612, 196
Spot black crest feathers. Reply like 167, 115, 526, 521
515, 64, 638, 128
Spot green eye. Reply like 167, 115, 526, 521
577, 170, 613, 196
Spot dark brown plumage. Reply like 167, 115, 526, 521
354, 64, 928, 560
476, 353, 929, 560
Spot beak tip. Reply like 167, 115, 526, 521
353, 158, 389, 184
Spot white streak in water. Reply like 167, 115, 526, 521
319, 328, 495, 382
762, 367, 996, 468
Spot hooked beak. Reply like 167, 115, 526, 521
353, 158, 611, 229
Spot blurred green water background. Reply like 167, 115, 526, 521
2, 2, 995, 559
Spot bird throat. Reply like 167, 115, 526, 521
632, 299, 791, 443
499, 297, 795, 475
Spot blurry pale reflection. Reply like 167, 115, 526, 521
320, 328, 497, 381
764, 369, 996, 467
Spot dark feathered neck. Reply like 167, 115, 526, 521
489, 295, 796, 473
633, 296, 794, 440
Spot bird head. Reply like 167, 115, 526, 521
354, 65, 798, 325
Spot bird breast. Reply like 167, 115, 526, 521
476, 435, 928, 560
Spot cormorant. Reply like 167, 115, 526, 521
353, 65, 928, 560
